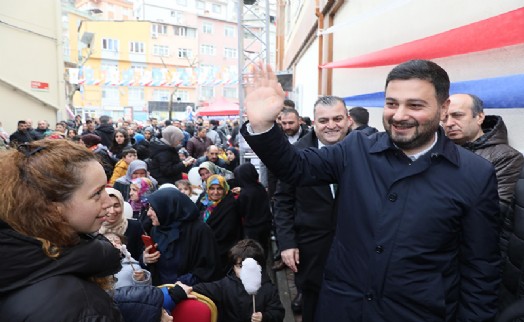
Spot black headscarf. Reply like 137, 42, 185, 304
234, 163, 260, 187
147, 188, 199, 257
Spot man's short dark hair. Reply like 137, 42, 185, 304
284, 99, 295, 109
281, 107, 300, 118
467, 94, 484, 117
349, 107, 370, 126
99, 115, 111, 124
385, 60, 450, 105
17, 120, 27, 126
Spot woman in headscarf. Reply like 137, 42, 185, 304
199, 175, 242, 277
100, 188, 145, 260
113, 159, 158, 201
149, 125, 194, 186
129, 177, 156, 223
225, 147, 240, 172
234, 163, 273, 257
142, 188, 220, 286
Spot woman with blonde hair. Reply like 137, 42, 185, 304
0, 140, 123, 321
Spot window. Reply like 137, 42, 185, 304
129, 41, 144, 54
153, 45, 170, 56
200, 44, 215, 55
224, 48, 238, 59
129, 88, 145, 101
223, 87, 237, 99
152, 24, 168, 35
225, 26, 235, 37
102, 87, 119, 100
202, 22, 213, 34
171, 10, 183, 24
176, 0, 187, 6
196, 1, 205, 10
178, 48, 193, 59
102, 38, 119, 52
212, 3, 222, 13
131, 66, 145, 75
176, 90, 189, 102
200, 86, 214, 99
153, 90, 171, 101
174, 26, 196, 38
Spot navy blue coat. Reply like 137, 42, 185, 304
241, 124, 501, 322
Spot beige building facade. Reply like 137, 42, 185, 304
0, 0, 66, 134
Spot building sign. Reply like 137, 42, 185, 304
31, 81, 49, 91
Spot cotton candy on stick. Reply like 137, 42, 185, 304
239, 258, 262, 313
120, 245, 136, 272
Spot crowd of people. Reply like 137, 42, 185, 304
1, 58, 524, 322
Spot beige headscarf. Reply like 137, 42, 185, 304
160, 125, 184, 147
99, 188, 128, 235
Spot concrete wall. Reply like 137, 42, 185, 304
0, 0, 66, 134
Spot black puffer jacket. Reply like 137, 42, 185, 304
148, 139, 189, 185
462, 115, 524, 254
0, 221, 124, 322
94, 123, 115, 149
193, 271, 284, 322
498, 164, 524, 321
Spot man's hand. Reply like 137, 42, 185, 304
251, 312, 263, 322
244, 62, 285, 133
281, 248, 300, 273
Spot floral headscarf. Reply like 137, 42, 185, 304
129, 177, 155, 212
202, 175, 229, 223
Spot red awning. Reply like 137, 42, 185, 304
322, 7, 524, 69
196, 97, 240, 116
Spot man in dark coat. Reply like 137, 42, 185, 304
273, 95, 350, 322
348, 106, 379, 136
240, 60, 500, 321
94, 115, 115, 148
444, 93, 524, 255
9, 120, 35, 147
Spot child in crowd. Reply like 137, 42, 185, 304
169, 239, 285, 322
103, 232, 151, 288
175, 179, 198, 202
109, 147, 138, 186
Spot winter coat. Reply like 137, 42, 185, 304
234, 163, 272, 255
199, 192, 243, 277
498, 164, 524, 318
242, 124, 500, 322
0, 220, 124, 322
461, 115, 524, 256
110, 159, 129, 185
149, 140, 190, 185
94, 123, 115, 149
114, 286, 164, 322
354, 124, 379, 136
187, 136, 213, 158
273, 130, 337, 293
193, 271, 284, 322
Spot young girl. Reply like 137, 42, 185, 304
175, 179, 198, 202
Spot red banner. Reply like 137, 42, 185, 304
322, 7, 524, 69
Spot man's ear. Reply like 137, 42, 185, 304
477, 112, 485, 126
440, 98, 451, 122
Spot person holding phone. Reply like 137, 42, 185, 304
0, 139, 123, 321
142, 187, 220, 286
